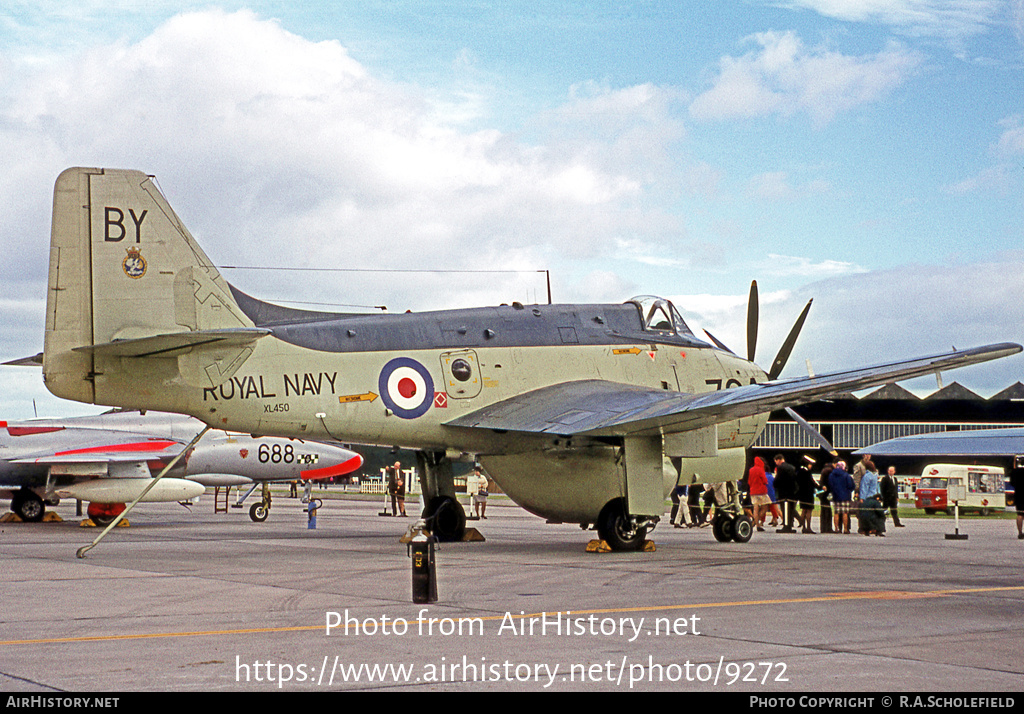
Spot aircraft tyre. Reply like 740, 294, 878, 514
424, 496, 466, 542
596, 498, 647, 551
87, 502, 126, 527
732, 515, 753, 543
11, 489, 45, 523
711, 514, 735, 543
249, 503, 269, 522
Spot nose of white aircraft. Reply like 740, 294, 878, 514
183, 434, 363, 483
299, 444, 363, 482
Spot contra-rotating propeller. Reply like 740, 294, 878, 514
705, 280, 837, 457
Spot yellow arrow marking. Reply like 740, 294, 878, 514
339, 392, 378, 404
613, 347, 642, 355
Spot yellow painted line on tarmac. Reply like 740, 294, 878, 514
0, 625, 319, 646
3, 585, 1022, 647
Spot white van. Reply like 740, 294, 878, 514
914, 464, 1005, 515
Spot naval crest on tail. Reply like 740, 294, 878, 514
122, 246, 147, 279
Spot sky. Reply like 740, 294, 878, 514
1, 1, 1023, 419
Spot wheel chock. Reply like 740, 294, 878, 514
586, 539, 656, 553
79, 519, 130, 528
0, 512, 64, 523
461, 527, 486, 542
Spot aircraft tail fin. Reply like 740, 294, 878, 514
44, 167, 255, 405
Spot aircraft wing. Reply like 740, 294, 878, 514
855, 428, 1024, 457
446, 342, 1022, 438
10, 438, 184, 465
2, 422, 186, 467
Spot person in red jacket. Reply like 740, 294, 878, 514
749, 456, 770, 532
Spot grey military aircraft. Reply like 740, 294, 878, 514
1, 409, 362, 524
37, 167, 1021, 549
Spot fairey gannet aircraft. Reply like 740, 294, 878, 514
38, 167, 1021, 549
0, 409, 362, 524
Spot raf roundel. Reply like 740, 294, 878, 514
378, 358, 435, 419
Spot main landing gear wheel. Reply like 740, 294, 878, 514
249, 503, 269, 522
11, 489, 45, 522
597, 498, 648, 552
423, 496, 466, 542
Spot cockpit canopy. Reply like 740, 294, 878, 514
627, 296, 695, 338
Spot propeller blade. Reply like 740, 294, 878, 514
785, 406, 837, 457
703, 329, 735, 355
746, 280, 758, 363
768, 298, 812, 380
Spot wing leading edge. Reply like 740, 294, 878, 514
446, 342, 1022, 438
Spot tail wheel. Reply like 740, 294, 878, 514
597, 498, 647, 551
424, 496, 466, 542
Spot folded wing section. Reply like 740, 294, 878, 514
447, 343, 1022, 438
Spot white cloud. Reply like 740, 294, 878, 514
539, 81, 687, 189
995, 114, 1024, 156
690, 30, 923, 126
674, 260, 1024, 395
776, 0, 1002, 40
943, 164, 1013, 195
942, 115, 1024, 196
760, 253, 867, 277
0, 9, 689, 314
772, 262, 1024, 390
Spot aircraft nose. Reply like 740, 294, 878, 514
300, 445, 363, 480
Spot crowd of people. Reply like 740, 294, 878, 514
671, 453, 906, 536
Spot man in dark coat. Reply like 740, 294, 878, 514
773, 454, 799, 533
796, 458, 818, 534
880, 466, 903, 528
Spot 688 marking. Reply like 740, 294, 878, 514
259, 443, 294, 464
